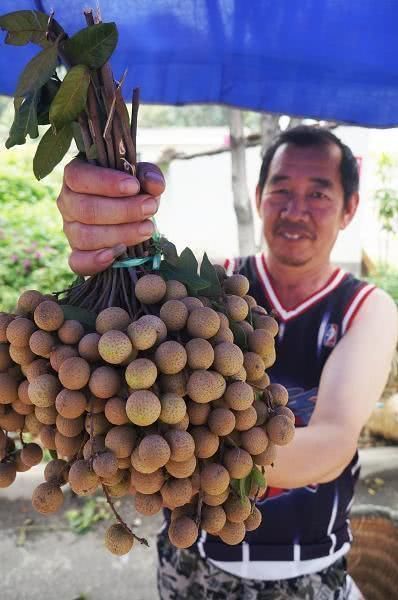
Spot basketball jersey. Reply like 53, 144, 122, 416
196, 253, 376, 581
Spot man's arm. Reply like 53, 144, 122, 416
264, 288, 398, 489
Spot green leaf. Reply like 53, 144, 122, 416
62, 23, 118, 69
229, 321, 248, 351
5, 92, 39, 148
0, 10, 64, 48
178, 247, 199, 276
37, 76, 61, 125
86, 144, 98, 160
200, 252, 222, 298
158, 238, 179, 266
72, 122, 85, 153
15, 44, 59, 99
239, 477, 246, 499
33, 123, 73, 180
49, 65, 90, 131
60, 305, 96, 329
251, 465, 266, 489
159, 260, 210, 295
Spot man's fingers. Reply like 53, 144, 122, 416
58, 186, 159, 225
64, 158, 140, 197
64, 221, 155, 251
68, 246, 127, 276
136, 162, 166, 197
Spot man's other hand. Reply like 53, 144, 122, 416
57, 159, 165, 275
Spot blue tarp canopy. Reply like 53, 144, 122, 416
1, 0, 398, 127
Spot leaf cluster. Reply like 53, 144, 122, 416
230, 465, 267, 501
65, 497, 112, 534
0, 10, 118, 179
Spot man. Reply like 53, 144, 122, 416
57, 126, 397, 599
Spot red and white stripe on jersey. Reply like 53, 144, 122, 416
254, 253, 347, 322
224, 258, 237, 276
341, 283, 376, 335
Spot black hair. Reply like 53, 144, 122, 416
258, 125, 359, 207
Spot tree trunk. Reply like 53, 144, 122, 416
228, 108, 256, 256
260, 113, 281, 157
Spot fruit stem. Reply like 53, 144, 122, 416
195, 491, 203, 527
101, 483, 149, 546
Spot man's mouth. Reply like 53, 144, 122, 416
275, 229, 314, 241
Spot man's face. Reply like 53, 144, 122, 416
256, 142, 358, 268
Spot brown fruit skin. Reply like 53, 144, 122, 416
15, 450, 31, 472
50, 345, 79, 372
240, 426, 269, 455
159, 372, 188, 396
218, 520, 246, 545
243, 352, 266, 382
131, 447, 158, 474
154, 341, 187, 375
165, 455, 197, 478
126, 390, 161, 426
23, 360, 49, 384
84, 412, 110, 436
255, 442, 277, 467
160, 300, 188, 331
191, 426, 219, 459
105, 523, 134, 555
181, 297, 204, 312
212, 342, 244, 377
161, 477, 193, 508
28, 374, 61, 408
224, 447, 253, 479
58, 320, 85, 345
32, 482, 64, 514
9, 344, 35, 366
187, 400, 211, 426
6, 317, 36, 347
0, 462, 17, 487
135, 274, 167, 304
125, 358, 157, 390
44, 459, 69, 485
29, 330, 55, 358
0, 408, 25, 431
226, 295, 249, 322
159, 393, 186, 425
105, 425, 136, 459
98, 330, 133, 365
201, 504, 227, 534
234, 406, 258, 431
224, 274, 250, 297
266, 415, 295, 446
138, 434, 171, 470
56, 414, 85, 438
0, 373, 18, 404
245, 506, 262, 532
83, 435, 106, 460
56, 389, 87, 419
58, 357, 91, 391
89, 366, 121, 399
187, 370, 225, 404
168, 517, 199, 549
187, 307, 220, 339
203, 489, 229, 506
164, 430, 195, 462
34, 300, 64, 332
208, 407, 236, 437
23, 412, 42, 435
164, 280, 188, 301
253, 399, 269, 426
105, 397, 129, 425
39, 425, 57, 450
96, 307, 131, 334
0, 343, 12, 372
78, 333, 101, 363
248, 329, 275, 363
200, 463, 230, 495
68, 459, 99, 495
224, 381, 254, 411
223, 495, 251, 523
0, 314, 14, 342
93, 451, 119, 478
185, 338, 215, 370
274, 405, 295, 422
170, 412, 190, 431
54, 431, 85, 459
266, 383, 289, 407
135, 492, 163, 516
20, 442, 43, 467
12, 398, 34, 416
16, 290, 44, 314
253, 314, 279, 337
130, 467, 165, 494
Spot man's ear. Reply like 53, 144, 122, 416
340, 192, 359, 230
255, 184, 262, 217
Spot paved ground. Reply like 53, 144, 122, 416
0, 446, 397, 600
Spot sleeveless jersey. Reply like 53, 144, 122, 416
196, 253, 376, 581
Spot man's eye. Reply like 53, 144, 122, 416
309, 191, 327, 200
272, 189, 289, 195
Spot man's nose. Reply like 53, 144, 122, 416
280, 194, 308, 220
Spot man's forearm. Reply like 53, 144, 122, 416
263, 423, 358, 489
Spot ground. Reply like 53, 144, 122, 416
0, 445, 396, 600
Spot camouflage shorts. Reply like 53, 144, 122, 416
156, 529, 363, 600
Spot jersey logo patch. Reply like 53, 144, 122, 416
323, 323, 338, 348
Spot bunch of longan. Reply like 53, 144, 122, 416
0, 268, 295, 555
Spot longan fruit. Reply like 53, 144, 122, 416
23, 412, 42, 435
135, 492, 163, 516
159, 371, 188, 396
138, 434, 171, 470
223, 447, 253, 479
243, 352, 265, 382
0, 462, 17, 487
154, 341, 187, 375
126, 390, 161, 426
218, 520, 246, 545
165, 454, 197, 478
200, 463, 230, 495
12, 398, 33, 416
168, 516, 198, 548
105, 425, 136, 458
15, 450, 31, 472
223, 494, 251, 523
54, 431, 85, 458
274, 405, 295, 422
248, 329, 275, 365
93, 451, 119, 479
58, 357, 90, 391
187, 370, 224, 404
78, 333, 101, 362
28, 374, 60, 407
49, 345, 78, 372
185, 338, 214, 370
159, 393, 186, 425
68, 459, 99, 495
84, 411, 110, 436
9, 345, 35, 366
20, 442, 43, 467
234, 406, 258, 431
169, 412, 189, 431
6, 317, 36, 347
201, 504, 227, 534
226, 295, 249, 322
187, 307, 220, 339
125, 358, 157, 390
0, 373, 18, 404
32, 482, 64, 513
164, 429, 195, 462
0, 407, 25, 431
240, 427, 269, 455
105, 523, 134, 555
212, 342, 244, 377
35, 404, 57, 425
224, 274, 250, 297
39, 425, 56, 450
104, 397, 128, 425
135, 274, 166, 304
127, 319, 157, 351
253, 314, 279, 337
254, 442, 277, 467
44, 459, 69, 484
266, 415, 295, 446
98, 330, 133, 365
83, 434, 106, 460
224, 381, 254, 411
96, 307, 130, 334
29, 330, 55, 358
159, 300, 188, 331
181, 296, 204, 312
0, 314, 14, 343
56, 414, 85, 438
186, 400, 210, 426
210, 328, 235, 345
161, 477, 193, 508
0, 343, 12, 372
191, 426, 219, 459
265, 383, 289, 407
58, 320, 85, 345
22, 358, 49, 382
164, 280, 188, 301
34, 300, 64, 331
56, 389, 87, 419
89, 366, 121, 399
208, 407, 236, 436
130, 467, 164, 494
245, 506, 262, 532
16, 290, 44, 314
